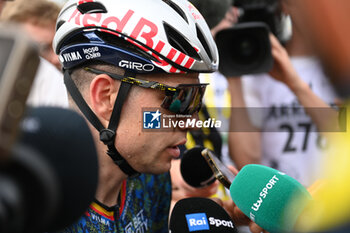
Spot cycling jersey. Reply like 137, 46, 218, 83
54, 173, 171, 233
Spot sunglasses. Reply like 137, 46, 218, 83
84, 67, 208, 115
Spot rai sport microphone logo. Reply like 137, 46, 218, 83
143, 110, 161, 129
186, 213, 209, 231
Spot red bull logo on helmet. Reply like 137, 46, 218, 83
68, 5, 195, 73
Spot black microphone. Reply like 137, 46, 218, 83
180, 146, 216, 187
169, 197, 238, 233
0, 107, 98, 233
180, 146, 235, 188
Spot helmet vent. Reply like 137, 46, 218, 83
56, 20, 65, 31
164, 23, 201, 60
196, 24, 213, 61
162, 0, 188, 23
94, 31, 156, 61
77, 2, 107, 14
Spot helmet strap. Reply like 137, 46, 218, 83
64, 70, 140, 177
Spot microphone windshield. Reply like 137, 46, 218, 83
16, 107, 98, 231
180, 146, 216, 187
230, 164, 312, 233
169, 197, 238, 233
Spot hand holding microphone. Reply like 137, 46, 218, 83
179, 146, 258, 230
181, 146, 313, 233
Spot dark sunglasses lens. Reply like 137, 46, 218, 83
161, 85, 207, 114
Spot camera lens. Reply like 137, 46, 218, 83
241, 39, 255, 56
216, 22, 273, 76
233, 35, 259, 64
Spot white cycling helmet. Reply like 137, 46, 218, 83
53, 0, 219, 74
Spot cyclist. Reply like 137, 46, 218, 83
52, 0, 218, 231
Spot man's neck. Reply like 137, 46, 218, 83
95, 153, 128, 207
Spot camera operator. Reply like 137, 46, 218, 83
228, 0, 340, 187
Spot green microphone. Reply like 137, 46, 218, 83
230, 164, 312, 233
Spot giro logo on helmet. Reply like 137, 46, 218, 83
119, 60, 154, 72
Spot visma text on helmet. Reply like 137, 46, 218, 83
162, 118, 221, 129
60, 50, 101, 62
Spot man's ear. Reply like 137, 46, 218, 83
89, 74, 119, 122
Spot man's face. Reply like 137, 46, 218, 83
23, 22, 61, 70
114, 72, 200, 174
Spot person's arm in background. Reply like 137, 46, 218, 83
268, 34, 340, 134
227, 77, 262, 170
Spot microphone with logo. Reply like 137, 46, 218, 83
0, 107, 98, 233
230, 164, 312, 233
169, 197, 238, 233
181, 146, 313, 232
